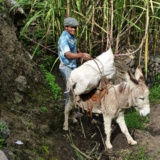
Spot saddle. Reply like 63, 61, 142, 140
79, 76, 110, 116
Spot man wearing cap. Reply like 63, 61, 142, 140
58, 17, 91, 103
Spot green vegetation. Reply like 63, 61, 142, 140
125, 108, 149, 130
0, 0, 5, 13
26, 122, 34, 130
122, 146, 154, 160
42, 145, 49, 155
149, 74, 160, 103
34, 145, 50, 160
40, 106, 48, 112
0, 121, 5, 132
0, 136, 4, 149
14, 0, 160, 71
40, 64, 62, 100
150, 84, 160, 103
0, 120, 8, 149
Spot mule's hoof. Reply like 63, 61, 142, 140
63, 126, 69, 131
106, 144, 113, 149
129, 140, 137, 145
72, 118, 78, 123
106, 147, 113, 153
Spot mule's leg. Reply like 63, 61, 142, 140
103, 116, 113, 149
116, 113, 137, 145
63, 99, 74, 131
69, 109, 78, 123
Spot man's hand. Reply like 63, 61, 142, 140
80, 53, 91, 61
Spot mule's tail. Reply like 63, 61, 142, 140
66, 78, 77, 99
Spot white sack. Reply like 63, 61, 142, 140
68, 47, 116, 95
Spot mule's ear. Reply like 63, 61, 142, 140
135, 66, 145, 81
125, 70, 139, 88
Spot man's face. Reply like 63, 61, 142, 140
65, 26, 77, 36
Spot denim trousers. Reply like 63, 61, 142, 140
59, 65, 74, 104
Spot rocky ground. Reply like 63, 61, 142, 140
1, 89, 160, 160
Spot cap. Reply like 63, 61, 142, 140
64, 17, 79, 27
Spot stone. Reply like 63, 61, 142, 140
0, 150, 8, 160
13, 92, 23, 104
15, 76, 27, 92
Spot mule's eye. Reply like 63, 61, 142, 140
139, 98, 144, 101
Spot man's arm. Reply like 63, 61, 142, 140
65, 51, 91, 61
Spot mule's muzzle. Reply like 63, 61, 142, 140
139, 106, 150, 116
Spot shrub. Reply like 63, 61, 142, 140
125, 108, 149, 130
40, 64, 62, 100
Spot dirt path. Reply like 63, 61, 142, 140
135, 104, 160, 159
1, 101, 160, 159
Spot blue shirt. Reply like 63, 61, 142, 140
58, 30, 78, 69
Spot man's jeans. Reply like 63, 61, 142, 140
59, 65, 74, 104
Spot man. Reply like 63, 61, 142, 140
58, 17, 91, 103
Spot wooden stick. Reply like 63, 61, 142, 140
79, 118, 86, 139
71, 144, 92, 160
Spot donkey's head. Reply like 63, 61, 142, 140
125, 66, 150, 116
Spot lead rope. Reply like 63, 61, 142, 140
80, 56, 104, 78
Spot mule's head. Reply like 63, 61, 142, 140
125, 66, 150, 116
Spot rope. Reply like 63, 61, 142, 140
92, 58, 104, 77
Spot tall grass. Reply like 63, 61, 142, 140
15, 0, 160, 70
